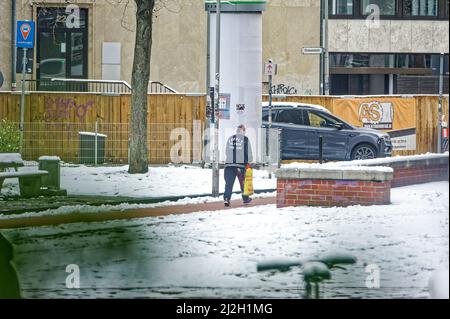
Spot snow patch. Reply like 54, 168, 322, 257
38, 156, 61, 161
280, 162, 393, 173
0, 153, 23, 164
283, 152, 449, 169
429, 268, 449, 299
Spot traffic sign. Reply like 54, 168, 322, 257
264, 61, 277, 76
302, 47, 324, 55
17, 21, 35, 49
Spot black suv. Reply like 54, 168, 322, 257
262, 102, 393, 161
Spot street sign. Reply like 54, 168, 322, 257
17, 21, 35, 49
264, 61, 277, 76
302, 47, 324, 55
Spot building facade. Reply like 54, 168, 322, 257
328, 0, 449, 94
0, 0, 448, 95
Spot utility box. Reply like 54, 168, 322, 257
79, 132, 107, 164
38, 156, 61, 189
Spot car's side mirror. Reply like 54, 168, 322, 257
334, 122, 344, 130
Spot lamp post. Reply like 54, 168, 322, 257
212, 0, 221, 197
437, 52, 444, 153
323, 0, 330, 95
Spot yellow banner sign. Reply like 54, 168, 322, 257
333, 98, 417, 151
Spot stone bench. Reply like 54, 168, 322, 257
0, 153, 24, 172
0, 170, 49, 198
276, 166, 394, 208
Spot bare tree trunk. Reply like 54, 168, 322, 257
129, 0, 155, 174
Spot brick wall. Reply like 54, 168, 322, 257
358, 156, 449, 188
390, 164, 448, 188
277, 179, 391, 208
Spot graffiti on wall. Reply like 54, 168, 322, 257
44, 97, 94, 122
270, 84, 298, 95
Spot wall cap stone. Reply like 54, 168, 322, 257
276, 167, 393, 182
336, 153, 449, 169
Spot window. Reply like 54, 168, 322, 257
330, 0, 448, 18
362, 0, 397, 16
37, 7, 87, 29
307, 111, 339, 128
276, 109, 307, 125
330, 53, 391, 68
329, 0, 353, 15
329, 53, 449, 95
331, 53, 446, 69
404, 0, 438, 16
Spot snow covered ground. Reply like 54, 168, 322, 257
1, 165, 276, 198
1, 181, 448, 299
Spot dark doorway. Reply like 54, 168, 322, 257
36, 7, 88, 91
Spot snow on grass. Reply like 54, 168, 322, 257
2, 181, 448, 298
0, 191, 276, 219
1, 164, 276, 198
0, 192, 277, 220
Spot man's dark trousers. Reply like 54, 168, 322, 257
224, 166, 249, 201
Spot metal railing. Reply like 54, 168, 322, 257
23, 79, 132, 94
148, 81, 177, 93
21, 79, 178, 94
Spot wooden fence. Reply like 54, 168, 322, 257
0, 93, 205, 164
0, 92, 448, 163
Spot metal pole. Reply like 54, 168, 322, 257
319, 0, 324, 95
206, 12, 211, 102
205, 11, 211, 166
212, 0, 221, 197
438, 52, 444, 153
319, 135, 323, 164
95, 121, 98, 166
267, 64, 273, 179
19, 47, 27, 153
323, 0, 330, 95
11, 0, 17, 91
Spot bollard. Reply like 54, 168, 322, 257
319, 135, 323, 164
38, 156, 61, 190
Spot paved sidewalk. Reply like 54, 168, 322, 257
0, 197, 276, 230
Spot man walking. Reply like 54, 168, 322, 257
223, 124, 253, 207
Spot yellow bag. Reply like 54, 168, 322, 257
243, 164, 254, 196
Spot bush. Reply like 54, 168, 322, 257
0, 119, 20, 153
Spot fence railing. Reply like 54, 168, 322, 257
16, 121, 202, 165
21, 79, 178, 94
10, 122, 281, 168
148, 81, 177, 93
22, 79, 132, 94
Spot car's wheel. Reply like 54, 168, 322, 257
351, 144, 377, 160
